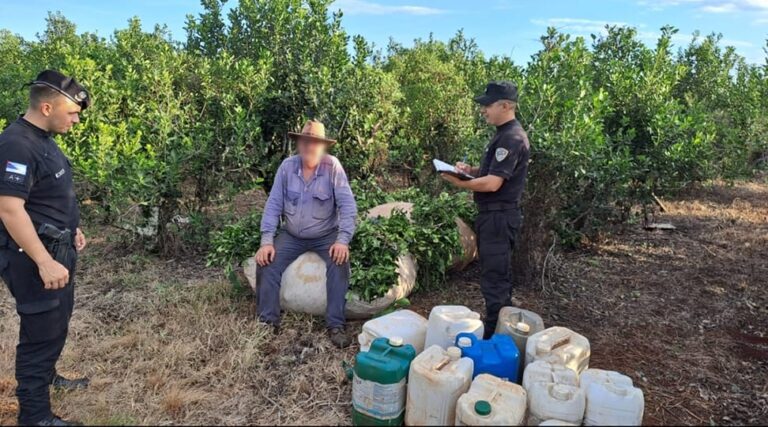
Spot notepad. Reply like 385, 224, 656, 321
433, 159, 474, 180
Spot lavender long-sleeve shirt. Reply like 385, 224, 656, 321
260, 155, 357, 246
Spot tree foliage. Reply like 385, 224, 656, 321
1, 1, 766, 262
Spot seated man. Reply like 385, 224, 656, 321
255, 120, 357, 348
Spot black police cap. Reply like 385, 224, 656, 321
474, 81, 518, 106
29, 70, 91, 110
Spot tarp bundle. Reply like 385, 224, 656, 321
243, 201, 477, 319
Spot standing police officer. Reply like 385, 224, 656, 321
0, 70, 91, 426
441, 81, 530, 338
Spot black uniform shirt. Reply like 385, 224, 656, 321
474, 119, 530, 206
0, 118, 80, 231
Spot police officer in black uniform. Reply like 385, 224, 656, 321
441, 81, 530, 338
0, 70, 91, 426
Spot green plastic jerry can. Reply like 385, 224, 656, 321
352, 336, 417, 426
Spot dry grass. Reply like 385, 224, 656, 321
1, 180, 767, 425
0, 249, 356, 425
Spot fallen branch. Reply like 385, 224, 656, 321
541, 234, 557, 293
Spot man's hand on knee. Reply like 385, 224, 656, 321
329, 242, 349, 265
255, 244, 275, 267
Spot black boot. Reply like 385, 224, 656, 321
32, 415, 83, 426
51, 374, 89, 391
328, 327, 352, 349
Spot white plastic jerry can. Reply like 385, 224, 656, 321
522, 360, 580, 391
405, 346, 474, 426
580, 369, 645, 426
539, 420, 579, 426
455, 374, 527, 426
525, 326, 590, 374
358, 309, 428, 354
424, 305, 484, 350
527, 383, 586, 426
495, 307, 545, 354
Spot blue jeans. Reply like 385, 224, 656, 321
257, 231, 349, 328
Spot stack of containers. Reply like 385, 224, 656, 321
351, 305, 645, 426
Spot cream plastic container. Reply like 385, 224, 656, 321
581, 369, 644, 426
525, 326, 590, 374
455, 374, 527, 426
405, 346, 474, 426
522, 360, 580, 390
539, 420, 579, 426
495, 307, 545, 354
358, 309, 428, 353
424, 306, 484, 350
527, 383, 586, 426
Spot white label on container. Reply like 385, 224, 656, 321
352, 374, 406, 420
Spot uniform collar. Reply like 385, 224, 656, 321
496, 118, 517, 132
17, 116, 52, 139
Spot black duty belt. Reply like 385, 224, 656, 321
477, 202, 520, 212
0, 232, 14, 249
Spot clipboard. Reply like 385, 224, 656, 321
433, 159, 474, 180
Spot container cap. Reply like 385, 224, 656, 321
474, 400, 492, 416
515, 322, 531, 333
457, 337, 472, 348
389, 336, 404, 347
551, 384, 572, 401
446, 347, 462, 361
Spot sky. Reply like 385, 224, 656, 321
0, 0, 766, 64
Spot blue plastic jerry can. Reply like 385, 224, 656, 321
456, 333, 521, 382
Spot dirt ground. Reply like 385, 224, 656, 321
1, 180, 766, 425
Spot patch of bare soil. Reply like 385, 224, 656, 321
0, 180, 766, 425
414, 180, 768, 425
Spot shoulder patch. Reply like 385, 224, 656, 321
6, 161, 27, 176
495, 147, 510, 162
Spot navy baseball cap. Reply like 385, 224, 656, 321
474, 81, 519, 106
29, 70, 91, 110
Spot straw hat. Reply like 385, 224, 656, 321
288, 120, 337, 145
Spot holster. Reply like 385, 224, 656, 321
37, 223, 76, 267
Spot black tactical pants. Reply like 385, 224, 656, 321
475, 209, 520, 338
0, 244, 75, 425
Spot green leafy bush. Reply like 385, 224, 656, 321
1, 1, 766, 280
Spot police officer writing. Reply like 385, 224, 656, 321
0, 70, 91, 426
440, 81, 530, 338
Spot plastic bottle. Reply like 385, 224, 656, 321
525, 326, 590, 374
455, 374, 528, 426
352, 337, 416, 426
358, 310, 428, 354
522, 360, 580, 391
456, 333, 521, 382
581, 369, 644, 426
405, 346, 474, 426
527, 383, 586, 426
424, 306, 484, 350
